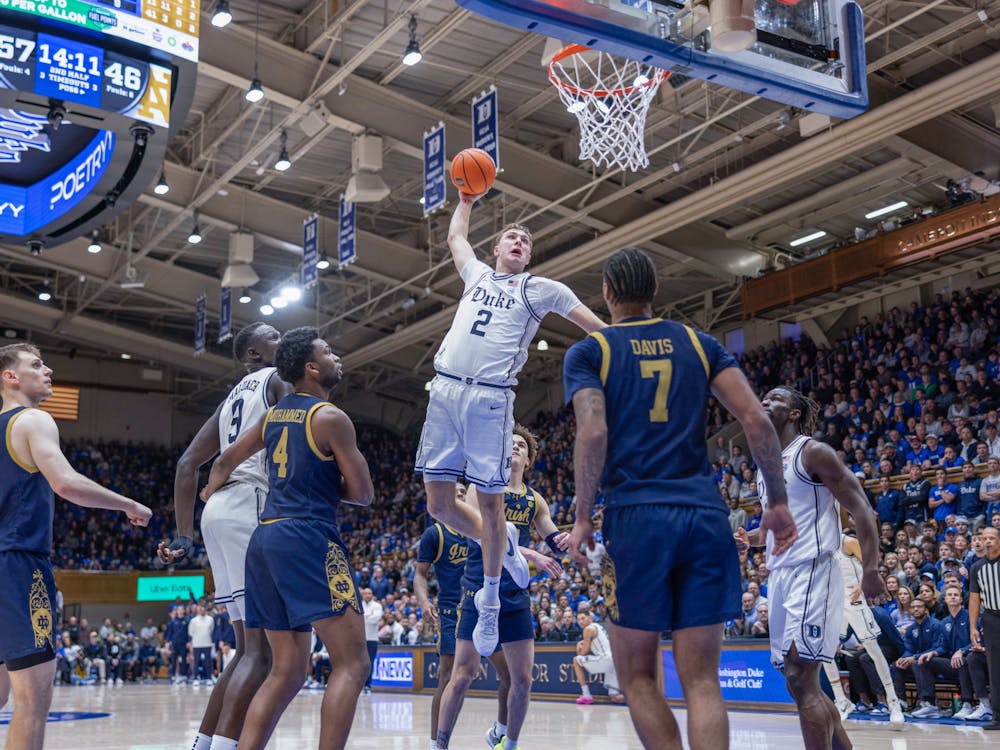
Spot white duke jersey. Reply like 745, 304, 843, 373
589, 623, 612, 659
217, 367, 277, 492
434, 258, 581, 386
836, 538, 863, 599
758, 434, 841, 570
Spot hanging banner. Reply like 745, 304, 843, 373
338, 195, 356, 267
194, 294, 206, 355
423, 122, 446, 215
471, 86, 499, 170
218, 287, 232, 344
301, 213, 319, 288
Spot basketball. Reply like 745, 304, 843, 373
450, 148, 497, 195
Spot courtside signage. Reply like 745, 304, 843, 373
662, 648, 794, 705
371, 652, 414, 688
136, 575, 205, 601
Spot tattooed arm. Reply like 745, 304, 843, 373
569, 387, 607, 564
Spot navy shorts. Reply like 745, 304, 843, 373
437, 605, 459, 656
0, 551, 57, 667
456, 589, 534, 646
245, 518, 361, 631
601, 504, 741, 632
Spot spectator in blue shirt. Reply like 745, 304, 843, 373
940, 446, 963, 469
892, 597, 946, 717
928, 468, 958, 522
956, 462, 984, 524
905, 436, 931, 467
873, 476, 903, 529
369, 564, 393, 601
924, 435, 945, 465
912, 586, 976, 717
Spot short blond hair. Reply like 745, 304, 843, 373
496, 223, 532, 248
0, 343, 40, 375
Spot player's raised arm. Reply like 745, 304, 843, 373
805, 440, 887, 604
315, 406, 374, 507
710, 367, 797, 556
202, 415, 266, 501
446, 191, 485, 274
565, 303, 606, 333
23, 409, 151, 525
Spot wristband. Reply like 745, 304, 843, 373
545, 532, 561, 555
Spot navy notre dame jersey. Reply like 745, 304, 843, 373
0, 407, 54, 554
461, 485, 540, 611
563, 317, 738, 511
417, 523, 469, 609
261, 393, 343, 524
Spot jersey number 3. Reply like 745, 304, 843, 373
470, 309, 492, 337
639, 359, 672, 423
272, 427, 290, 478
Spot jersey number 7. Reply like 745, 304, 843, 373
639, 359, 672, 423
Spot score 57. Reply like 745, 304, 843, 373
0, 34, 36, 62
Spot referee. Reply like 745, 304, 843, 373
969, 526, 1000, 730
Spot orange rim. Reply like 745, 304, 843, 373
547, 44, 669, 98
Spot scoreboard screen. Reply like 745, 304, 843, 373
0, 0, 199, 62
0, 23, 172, 126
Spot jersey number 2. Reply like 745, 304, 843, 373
470, 309, 492, 337
272, 427, 290, 478
640, 360, 672, 423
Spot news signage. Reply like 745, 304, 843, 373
0, 23, 172, 127
371, 651, 414, 689
662, 647, 793, 705
0, 0, 200, 62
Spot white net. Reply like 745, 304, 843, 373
548, 45, 667, 172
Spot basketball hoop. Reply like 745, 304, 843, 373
547, 44, 668, 172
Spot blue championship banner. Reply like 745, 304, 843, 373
337, 196, 356, 267
371, 651, 414, 689
193, 294, 206, 355
662, 647, 793, 705
423, 646, 612, 698
423, 122, 446, 215
471, 85, 499, 169
301, 213, 319, 288
218, 287, 232, 343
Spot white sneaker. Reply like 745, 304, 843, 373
502, 522, 529, 588
485, 723, 505, 748
472, 588, 501, 657
966, 703, 994, 721
888, 698, 905, 727
954, 702, 975, 720
910, 701, 943, 718
835, 697, 853, 722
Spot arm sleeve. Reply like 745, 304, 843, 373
416, 527, 437, 564
562, 337, 604, 406
526, 276, 582, 319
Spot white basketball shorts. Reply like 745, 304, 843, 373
841, 601, 881, 641
200, 482, 265, 622
414, 375, 514, 491
576, 653, 620, 692
767, 552, 843, 670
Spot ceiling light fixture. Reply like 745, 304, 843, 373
789, 230, 827, 248
280, 284, 301, 302
270, 295, 288, 309
37, 282, 52, 301
260, 303, 274, 316
245, 2, 264, 102
864, 200, 909, 220
402, 16, 422, 66
238, 288, 252, 304
316, 254, 331, 270
211, 0, 233, 27
153, 169, 170, 195
537, 340, 549, 351
87, 230, 102, 254
274, 130, 291, 171
188, 212, 203, 244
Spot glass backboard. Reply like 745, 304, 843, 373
457, 0, 867, 118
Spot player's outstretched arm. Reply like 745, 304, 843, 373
710, 368, 797, 555
202, 415, 266, 501
315, 406, 374, 506
22, 409, 151, 525
569, 387, 607, 564
413, 561, 437, 628
446, 191, 485, 274
163, 403, 223, 561
565, 303, 606, 333
803, 440, 887, 604
532, 495, 570, 553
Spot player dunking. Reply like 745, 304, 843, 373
416, 190, 604, 656
201, 326, 374, 750
0, 343, 152, 750
736, 387, 888, 750
564, 247, 796, 750
822, 531, 905, 727
435, 425, 567, 750
414, 484, 512, 750
159, 322, 289, 750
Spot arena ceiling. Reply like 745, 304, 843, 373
2, 0, 1000, 421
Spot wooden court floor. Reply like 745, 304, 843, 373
1, 684, 996, 749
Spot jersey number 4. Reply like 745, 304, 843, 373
639, 359, 672, 423
272, 427, 290, 478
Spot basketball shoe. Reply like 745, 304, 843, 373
473, 588, 501, 656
